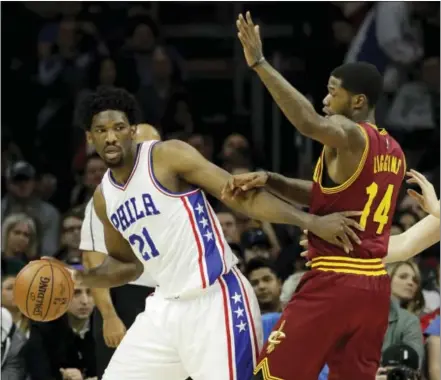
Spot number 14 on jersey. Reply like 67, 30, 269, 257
360, 182, 395, 234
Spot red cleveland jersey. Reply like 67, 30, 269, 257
308, 122, 406, 261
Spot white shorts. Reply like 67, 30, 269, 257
102, 267, 263, 380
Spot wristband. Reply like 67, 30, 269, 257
251, 57, 266, 69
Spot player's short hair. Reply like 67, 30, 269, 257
77, 87, 142, 131
245, 258, 280, 280
331, 62, 383, 108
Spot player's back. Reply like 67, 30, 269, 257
99, 141, 238, 298
308, 122, 405, 270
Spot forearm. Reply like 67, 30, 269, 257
254, 61, 320, 134
384, 215, 440, 263
79, 255, 141, 288
266, 172, 312, 205
83, 252, 119, 318
230, 189, 313, 229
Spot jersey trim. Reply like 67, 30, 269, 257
311, 256, 387, 276
108, 143, 142, 191
318, 123, 370, 194
147, 141, 200, 198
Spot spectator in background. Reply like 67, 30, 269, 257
246, 259, 282, 342
220, 133, 250, 165
216, 207, 240, 244
187, 134, 214, 162
1, 213, 38, 263
71, 153, 106, 208
1, 307, 28, 380
241, 228, 272, 264
55, 209, 83, 265
1, 275, 30, 338
389, 261, 425, 316
160, 92, 195, 137
2, 161, 60, 256
397, 209, 420, 231
425, 315, 440, 380
137, 45, 185, 125
27, 279, 96, 380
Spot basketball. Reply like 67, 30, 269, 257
14, 259, 75, 322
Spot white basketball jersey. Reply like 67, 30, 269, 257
100, 141, 238, 298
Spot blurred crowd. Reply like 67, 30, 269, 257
1, 2, 439, 380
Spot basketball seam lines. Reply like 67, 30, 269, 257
23, 264, 48, 319
42, 262, 55, 321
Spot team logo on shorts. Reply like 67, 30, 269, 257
266, 320, 286, 354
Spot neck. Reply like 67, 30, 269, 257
109, 144, 137, 185
68, 313, 88, 332
260, 301, 283, 314
352, 109, 375, 124
10, 309, 22, 324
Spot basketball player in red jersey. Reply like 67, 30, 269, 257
227, 12, 407, 380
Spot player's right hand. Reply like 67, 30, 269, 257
308, 211, 363, 254
406, 169, 440, 219
221, 171, 269, 200
103, 314, 127, 348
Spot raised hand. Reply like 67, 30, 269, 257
406, 169, 440, 218
221, 172, 269, 200
236, 11, 265, 68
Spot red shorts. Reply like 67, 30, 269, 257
253, 267, 391, 380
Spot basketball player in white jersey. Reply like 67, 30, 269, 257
81, 124, 160, 378
301, 169, 440, 264
71, 87, 363, 380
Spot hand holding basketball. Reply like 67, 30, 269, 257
14, 259, 75, 322
236, 11, 264, 68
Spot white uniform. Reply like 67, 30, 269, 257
80, 199, 156, 287
99, 141, 262, 380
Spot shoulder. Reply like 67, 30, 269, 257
152, 139, 201, 168
324, 115, 367, 149
92, 186, 107, 221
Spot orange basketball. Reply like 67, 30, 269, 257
14, 259, 75, 322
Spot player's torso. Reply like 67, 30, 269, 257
100, 141, 237, 298
308, 122, 405, 265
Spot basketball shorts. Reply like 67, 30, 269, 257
102, 267, 263, 380
253, 270, 390, 380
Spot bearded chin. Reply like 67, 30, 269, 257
105, 158, 124, 169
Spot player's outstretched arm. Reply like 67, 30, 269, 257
76, 189, 144, 288
236, 12, 365, 150
384, 215, 440, 264
163, 139, 363, 252
222, 171, 312, 206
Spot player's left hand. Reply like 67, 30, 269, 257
236, 11, 265, 68
406, 169, 440, 218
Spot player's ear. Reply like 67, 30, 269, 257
352, 94, 367, 110
130, 124, 137, 138
86, 131, 93, 146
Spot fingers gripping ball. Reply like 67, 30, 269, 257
14, 260, 74, 322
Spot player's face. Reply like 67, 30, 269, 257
1, 277, 17, 311
391, 264, 419, 301
248, 268, 281, 306
323, 77, 352, 118
87, 110, 136, 168
68, 284, 94, 320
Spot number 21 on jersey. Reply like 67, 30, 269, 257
129, 227, 159, 261
360, 182, 394, 234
